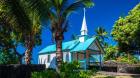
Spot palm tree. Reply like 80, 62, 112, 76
95, 26, 108, 47
50, 0, 93, 70
95, 27, 108, 41
25, 0, 94, 70
0, 0, 41, 64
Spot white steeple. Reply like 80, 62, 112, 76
79, 8, 88, 42
81, 8, 88, 35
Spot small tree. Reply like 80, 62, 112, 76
104, 45, 118, 61
111, 3, 140, 61
0, 8, 23, 64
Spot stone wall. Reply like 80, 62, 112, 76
117, 64, 140, 74
89, 63, 140, 74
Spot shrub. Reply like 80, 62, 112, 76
60, 70, 93, 78
91, 67, 98, 74
116, 55, 138, 64
32, 69, 58, 78
32, 61, 95, 78
60, 61, 93, 78
79, 70, 93, 78
0, 51, 18, 64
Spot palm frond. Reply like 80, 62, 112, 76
23, 0, 50, 21
7, 0, 31, 31
62, 0, 94, 18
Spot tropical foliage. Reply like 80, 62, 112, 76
104, 45, 118, 61
0, 50, 18, 64
0, 0, 94, 66
111, 3, 140, 57
32, 61, 94, 78
24, 0, 94, 69
60, 61, 93, 78
0, 1, 23, 64
95, 27, 108, 48
95, 27, 108, 41
0, 0, 42, 64
32, 69, 58, 78
46, 0, 94, 69
116, 55, 138, 64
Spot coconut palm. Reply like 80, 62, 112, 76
95, 26, 108, 47
0, 0, 41, 64
95, 27, 108, 41
25, 0, 94, 69
48, 0, 94, 69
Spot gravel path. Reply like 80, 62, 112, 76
97, 71, 140, 76
92, 71, 140, 78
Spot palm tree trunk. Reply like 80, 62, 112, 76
25, 48, 32, 64
56, 39, 63, 70
24, 34, 34, 64
55, 31, 63, 73
25, 41, 33, 64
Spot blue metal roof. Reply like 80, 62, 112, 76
39, 44, 56, 54
70, 37, 96, 52
39, 40, 79, 54
39, 37, 96, 54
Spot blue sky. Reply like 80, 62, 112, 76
18, 0, 140, 64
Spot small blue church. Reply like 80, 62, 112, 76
38, 9, 104, 69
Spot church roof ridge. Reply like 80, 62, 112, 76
39, 37, 96, 54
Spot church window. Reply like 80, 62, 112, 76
47, 55, 51, 63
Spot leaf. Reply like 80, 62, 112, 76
59, 0, 63, 5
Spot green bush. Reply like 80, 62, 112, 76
32, 69, 58, 78
117, 55, 139, 64
79, 70, 93, 78
32, 61, 95, 78
0, 51, 18, 64
91, 67, 98, 74
60, 61, 93, 78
